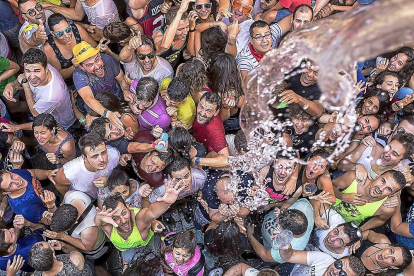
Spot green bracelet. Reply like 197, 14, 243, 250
79, 117, 86, 124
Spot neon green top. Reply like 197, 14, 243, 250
331, 179, 387, 225
110, 207, 154, 252
40, 0, 62, 6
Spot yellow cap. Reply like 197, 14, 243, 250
72, 41, 100, 65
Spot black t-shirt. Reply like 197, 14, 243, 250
286, 123, 320, 158
106, 137, 130, 155
286, 72, 322, 101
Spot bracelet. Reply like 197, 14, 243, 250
102, 109, 109, 118
79, 117, 86, 124
151, 142, 157, 148
189, 29, 196, 32
227, 41, 236, 46
194, 157, 201, 166
47, 205, 55, 209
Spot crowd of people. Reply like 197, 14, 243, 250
0, 0, 414, 275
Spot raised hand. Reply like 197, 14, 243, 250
377, 122, 392, 136
119, 154, 132, 166
151, 219, 165, 233
47, 169, 58, 185
151, 125, 163, 139
6, 255, 25, 276
228, 19, 240, 40
44, 230, 64, 240
99, 38, 112, 54
46, 153, 60, 164
93, 176, 108, 188
188, 11, 198, 30
48, 240, 62, 251
96, 206, 119, 227
13, 215, 25, 230
138, 183, 152, 197
160, 1, 172, 14
179, 0, 196, 13
9, 151, 24, 169
107, 111, 124, 130
341, 193, 367, 206
124, 72, 133, 86
128, 32, 142, 51
355, 164, 370, 184
309, 191, 333, 205
361, 136, 376, 147
314, 215, 329, 229
216, 9, 232, 21
40, 190, 56, 208
3, 83, 16, 102
279, 90, 302, 105
157, 179, 185, 205
376, 58, 389, 73
35, 19, 47, 42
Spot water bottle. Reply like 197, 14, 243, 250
304, 183, 317, 194
155, 133, 169, 151
272, 229, 293, 249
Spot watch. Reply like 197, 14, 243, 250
20, 78, 28, 84
194, 157, 201, 166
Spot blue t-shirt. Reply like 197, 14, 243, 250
6, 170, 46, 224
0, 2, 19, 32
0, 229, 44, 272
357, 0, 376, 4
396, 203, 414, 250
73, 54, 123, 111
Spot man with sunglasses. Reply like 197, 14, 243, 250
18, 0, 53, 53
279, 243, 365, 276
119, 33, 173, 87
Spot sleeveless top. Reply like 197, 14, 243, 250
357, 146, 378, 179
110, 207, 154, 251
264, 163, 301, 203
159, 25, 188, 70
33, 254, 93, 276
127, 0, 164, 36
354, 240, 376, 274
80, 0, 120, 30
38, 132, 75, 168
296, 165, 323, 195
331, 180, 387, 225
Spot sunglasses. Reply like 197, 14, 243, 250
232, 0, 253, 14
333, 260, 348, 276
53, 25, 72, 38
195, 3, 212, 10
22, 3, 43, 17
137, 52, 155, 60
349, 221, 363, 240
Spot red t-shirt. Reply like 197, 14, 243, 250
192, 115, 227, 153
279, 0, 311, 13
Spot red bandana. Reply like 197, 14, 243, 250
249, 43, 264, 62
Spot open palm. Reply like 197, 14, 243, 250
96, 207, 119, 227
157, 179, 185, 205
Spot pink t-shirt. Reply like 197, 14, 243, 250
164, 247, 204, 276
279, 0, 311, 13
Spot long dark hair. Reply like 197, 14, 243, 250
200, 27, 227, 64
205, 220, 243, 258
88, 91, 132, 117
382, 47, 414, 84
356, 88, 389, 115
177, 58, 208, 97
169, 127, 192, 159
208, 52, 244, 101
123, 249, 163, 276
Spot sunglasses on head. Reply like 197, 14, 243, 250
334, 260, 348, 276
232, 0, 253, 14
53, 25, 72, 38
195, 3, 212, 9
137, 52, 155, 60
349, 221, 363, 240
23, 2, 43, 17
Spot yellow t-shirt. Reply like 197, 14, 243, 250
177, 95, 196, 129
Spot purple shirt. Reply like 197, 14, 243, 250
137, 94, 171, 132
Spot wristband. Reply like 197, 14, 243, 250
227, 41, 236, 46
79, 117, 86, 124
194, 157, 201, 166
189, 29, 196, 32
102, 109, 109, 118
152, 142, 157, 148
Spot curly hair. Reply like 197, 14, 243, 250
200, 27, 227, 64
177, 58, 208, 97
383, 47, 414, 84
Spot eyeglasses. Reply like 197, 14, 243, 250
137, 52, 155, 60
349, 221, 363, 240
53, 25, 72, 38
333, 260, 348, 276
22, 3, 43, 17
251, 33, 272, 41
195, 3, 212, 10
232, 0, 253, 14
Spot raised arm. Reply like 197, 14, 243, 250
194, 147, 230, 169
42, 1, 85, 21
390, 203, 413, 238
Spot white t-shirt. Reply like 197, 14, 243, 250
29, 65, 76, 129
81, 0, 120, 30
122, 54, 173, 87
0, 32, 10, 58
18, 10, 53, 53
222, 18, 254, 55
244, 268, 260, 276
63, 146, 120, 199
290, 251, 335, 276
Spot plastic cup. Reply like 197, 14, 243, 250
304, 183, 318, 194
272, 229, 293, 249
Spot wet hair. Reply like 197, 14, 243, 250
373, 70, 402, 88
78, 132, 105, 156
88, 91, 132, 117
50, 204, 79, 232
279, 209, 308, 235
356, 88, 389, 115
137, 35, 156, 53
257, 270, 280, 276
234, 130, 248, 153
165, 6, 189, 25
208, 53, 244, 101
23, 48, 47, 68
293, 4, 314, 19
0, 230, 12, 256
172, 231, 197, 254
309, 148, 331, 161
103, 22, 131, 43
383, 47, 414, 83
135, 77, 159, 103
200, 27, 227, 63
177, 58, 208, 97
29, 242, 54, 271
381, 170, 406, 189
169, 127, 192, 159
346, 256, 366, 276
392, 132, 414, 159
167, 77, 190, 102
205, 220, 242, 257
103, 193, 126, 211
199, 91, 221, 111
47, 13, 68, 32
337, 222, 362, 246
167, 156, 191, 176
249, 20, 269, 37
123, 248, 163, 276
89, 118, 108, 139
32, 113, 59, 136
288, 103, 313, 121
107, 170, 130, 191
150, 149, 174, 167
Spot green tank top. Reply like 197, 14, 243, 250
331, 179, 387, 226
110, 207, 154, 252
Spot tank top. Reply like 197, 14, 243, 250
127, 0, 165, 36
353, 241, 378, 274
159, 25, 188, 70
80, 0, 120, 30
264, 163, 301, 203
357, 146, 378, 179
38, 132, 75, 168
110, 207, 154, 251
296, 165, 323, 195
33, 254, 94, 276
331, 180, 387, 225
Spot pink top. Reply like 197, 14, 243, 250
279, 0, 311, 13
164, 247, 204, 276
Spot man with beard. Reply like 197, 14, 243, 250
332, 169, 405, 231
338, 133, 414, 181
18, 0, 53, 53
191, 92, 231, 169
3, 48, 76, 131
95, 183, 184, 263
119, 34, 173, 87
153, 0, 194, 70
54, 133, 121, 200
72, 41, 133, 130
